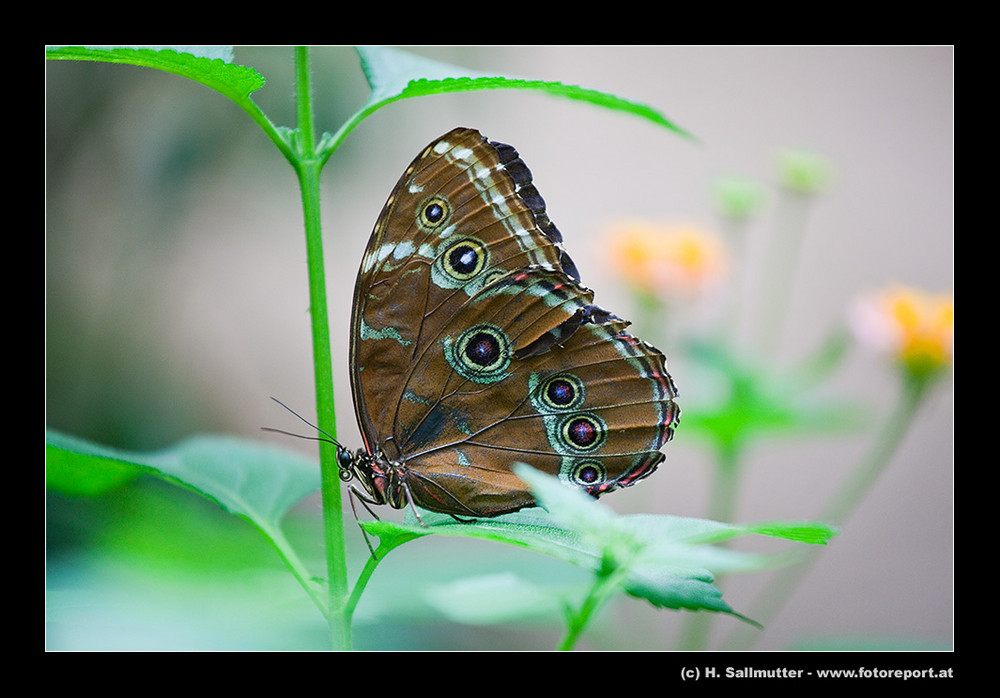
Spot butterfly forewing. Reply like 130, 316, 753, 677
352, 130, 571, 444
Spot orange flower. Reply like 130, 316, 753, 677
849, 285, 953, 378
606, 222, 728, 299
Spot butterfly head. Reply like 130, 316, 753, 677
338, 444, 417, 512
336, 446, 365, 482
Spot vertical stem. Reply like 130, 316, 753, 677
718, 216, 749, 345
707, 444, 741, 524
557, 563, 629, 651
293, 46, 351, 651
294, 47, 316, 155
819, 373, 929, 525
677, 444, 741, 649
752, 191, 811, 356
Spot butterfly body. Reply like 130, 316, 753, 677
344, 128, 679, 518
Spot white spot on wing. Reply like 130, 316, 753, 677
393, 241, 415, 260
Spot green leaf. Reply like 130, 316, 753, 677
45, 430, 319, 534
362, 508, 599, 569
745, 521, 838, 545
323, 46, 693, 162
362, 46, 689, 133
680, 339, 864, 452
423, 572, 566, 625
45, 435, 142, 496
360, 466, 833, 622
45, 45, 265, 105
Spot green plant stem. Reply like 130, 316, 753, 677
676, 444, 742, 649
752, 191, 812, 356
707, 444, 742, 524
235, 96, 296, 165
344, 544, 391, 628
294, 47, 317, 156
557, 561, 630, 650
291, 46, 351, 651
820, 373, 931, 525
719, 371, 938, 650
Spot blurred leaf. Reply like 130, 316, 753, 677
423, 572, 566, 625
745, 521, 838, 545
45, 430, 320, 537
681, 339, 864, 452
46, 439, 142, 496
361, 466, 834, 623
712, 176, 766, 220
779, 148, 832, 194
95, 482, 292, 571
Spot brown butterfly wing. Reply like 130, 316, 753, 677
395, 268, 680, 517
350, 128, 679, 517
350, 128, 574, 454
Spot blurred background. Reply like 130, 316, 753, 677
46, 46, 953, 651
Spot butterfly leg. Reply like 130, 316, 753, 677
348, 485, 382, 557
400, 480, 428, 528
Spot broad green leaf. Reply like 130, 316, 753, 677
361, 466, 834, 620
624, 567, 736, 616
515, 465, 828, 622
45, 436, 142, 496
46, 45, 692, 169
45, 430, 319, 534
322, 46, 693, 162
516, 464, 834, 549
359, 46, 689, 134
362, 508, 599, 569
45, 46, 265, 105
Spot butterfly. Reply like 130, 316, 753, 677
336, 127, 679, 521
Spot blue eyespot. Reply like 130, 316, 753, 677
445, 324, 511, 384
419, 196, 450, 229
558, 413, 607, 453
539, 373, 585, 411
567, 460, 607, 488
441, 238, 487, 281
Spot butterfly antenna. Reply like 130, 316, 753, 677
267, 397, 382, 558
264, 396, 344, 451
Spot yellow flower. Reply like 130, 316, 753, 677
606, 222, 728, 299
849, 285, 953, 378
